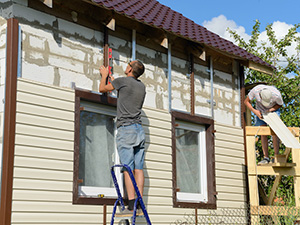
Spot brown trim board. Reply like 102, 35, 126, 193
0, 18, 19, 225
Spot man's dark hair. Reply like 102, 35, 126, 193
131, 60, 145, 78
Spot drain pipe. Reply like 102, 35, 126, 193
168, 42, 172, 112
132, 29, 136, 60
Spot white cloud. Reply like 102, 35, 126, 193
202, 15, 300, 69
202, 15, 250, 43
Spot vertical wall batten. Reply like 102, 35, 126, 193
210, 57, 214, 119
168, 43, 172, 112
0, 18, 19, 225
132, 29, 136, 60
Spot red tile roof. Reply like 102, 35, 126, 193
92, 0, 272, 69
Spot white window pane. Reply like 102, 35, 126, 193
79, 111, 115, 189
176, 128, 201, 194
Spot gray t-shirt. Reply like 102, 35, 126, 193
112, 76, 146, 128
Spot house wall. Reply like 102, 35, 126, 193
1, 1, 247, 224
12, 78, 247, 225
0, 16, 7, 190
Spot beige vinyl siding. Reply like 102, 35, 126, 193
12, 78, 247, 224
215, 123, 247, 209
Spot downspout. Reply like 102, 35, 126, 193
168, 42, 172, 112
132, 29, 136, 60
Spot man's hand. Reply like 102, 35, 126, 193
99, 65, 115, 93
254, 109, 262, 119
100, 66, 109, 78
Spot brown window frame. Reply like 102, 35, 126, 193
73, 88, 118, 205
171, 110, 216, 209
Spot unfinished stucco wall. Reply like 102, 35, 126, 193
194, 63, 212, 117
214, 69, 240, 127
0, 16, 7, 188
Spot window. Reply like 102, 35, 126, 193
175, 121, 207, 203
73, 89, 121, 205
172, 111, 216, 209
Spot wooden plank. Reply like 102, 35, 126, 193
246, 136, 256, 174
246, 126, 299, 137
248, 175, 259, 206
267, 175, 282, 205
258, 162, 296, 168
294, 176, 300, 207
254, 166, 299, 176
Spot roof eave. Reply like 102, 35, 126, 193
248, 61, 274, 75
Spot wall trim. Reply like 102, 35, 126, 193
0, 18, 19, 225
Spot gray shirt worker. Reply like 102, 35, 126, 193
112, 76, 146, 128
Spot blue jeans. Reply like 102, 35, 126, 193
255, 109, 280, 126
116, 123, 145, 171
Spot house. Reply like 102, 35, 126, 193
0, 0, 274, 224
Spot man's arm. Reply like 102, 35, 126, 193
99, 66, 115, 93
244, 96, 262, 119
268, 104, 281, 112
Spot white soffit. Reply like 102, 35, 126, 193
262, 112, 300, 149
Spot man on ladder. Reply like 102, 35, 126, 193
99, 60, 146, 217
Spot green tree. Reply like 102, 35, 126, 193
228, 20, 300, 127
228, 21, 300, 209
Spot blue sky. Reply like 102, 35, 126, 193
157, 0, 300, 35
158, 0, 300, 72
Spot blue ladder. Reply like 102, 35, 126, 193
110, 164, 152, 225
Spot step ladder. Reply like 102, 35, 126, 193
110, 164, 152, 225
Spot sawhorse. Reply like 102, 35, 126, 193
110, 164, 152, 225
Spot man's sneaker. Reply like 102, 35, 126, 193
115, 208, 133, 217
115, 208, 144, 218
136, 209, 144, 217
258, 157, 270, 165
